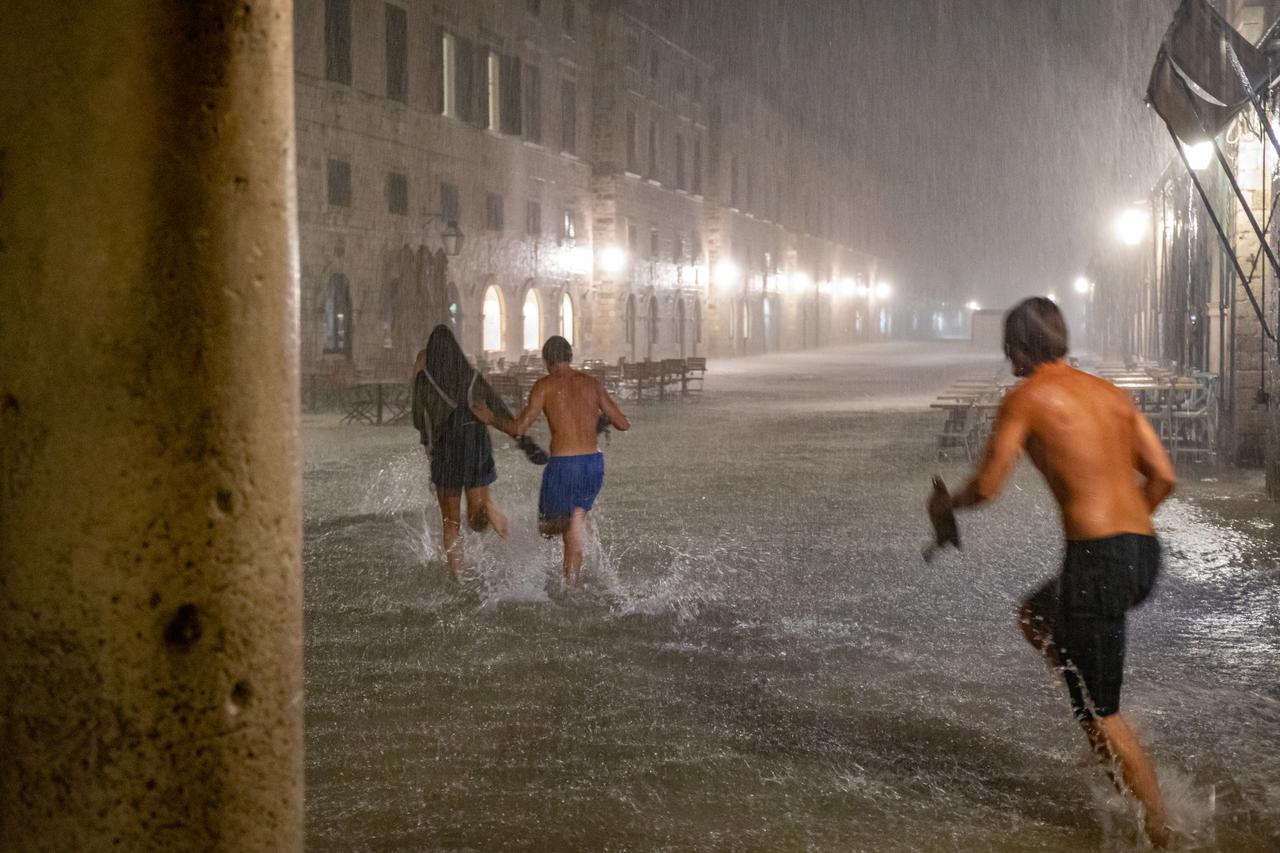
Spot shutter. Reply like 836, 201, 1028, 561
501, 55, 522, 135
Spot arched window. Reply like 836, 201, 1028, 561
522, 289, 542, 351
763, 298, 772, 351
483, 286, 504, 352
740, 300, 751, 340
323, 274, 353, 356
693, 299, 702, 344
561, 292, 575, 345
648, 297, 659, 344
625, 295, 637, 345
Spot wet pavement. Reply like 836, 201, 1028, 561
303, 342, 1280, 852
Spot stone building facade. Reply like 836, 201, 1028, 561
294, 0, 882, 385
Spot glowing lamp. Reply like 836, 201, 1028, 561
598, 245, 628, 275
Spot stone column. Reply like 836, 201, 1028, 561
0, 2, 302, 850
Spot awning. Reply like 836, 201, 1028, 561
1147, 0, 1272, 144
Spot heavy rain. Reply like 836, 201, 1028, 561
3, 1, 1279, 852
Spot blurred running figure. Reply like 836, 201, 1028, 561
472, 336, 630, 586
929, 297, 1178, 847
413, 337, 509, 583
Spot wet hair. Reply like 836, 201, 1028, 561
542, 335, 573, 365
1003, 297, 1068, 365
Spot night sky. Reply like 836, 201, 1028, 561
691, 0, 1179, 306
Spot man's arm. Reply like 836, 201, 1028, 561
1132, 406, 1176, 512
949, 397, 1030, 510
597, 379, 630, 431
512, 379, 547, 437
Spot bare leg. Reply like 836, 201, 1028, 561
465, 486, 507, 539
1082, 714, 1175, 848
435, 488, 463, 582
1018, 590, 1063, 669
562, 509, 588, 586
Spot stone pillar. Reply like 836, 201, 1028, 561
0, 2, 302, 850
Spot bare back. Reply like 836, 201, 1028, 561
516, 365, 630, 456
967, 361, 1175, 540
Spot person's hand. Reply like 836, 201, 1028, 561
469, 396, 495, 425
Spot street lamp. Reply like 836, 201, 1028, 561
714, 258, 741, 290
441, 220, 464, 256
1073, 276, 1090, 295
1181, 140, 1214, 172
965, 300, 981, 311
1115, 207, 1149, 246
874, 281, 892, 300
598, 245, 628, 275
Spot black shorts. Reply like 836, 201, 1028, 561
1024, 533, 1161, 720
430, 419, 496, 492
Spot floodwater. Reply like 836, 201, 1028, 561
304, 343, 1280, 852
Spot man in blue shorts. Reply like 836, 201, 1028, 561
472, 336, 629, 586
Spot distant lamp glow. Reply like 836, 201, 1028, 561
1182, 139, 1214, 172
1115, 207, 1150, 246
789, 270, 812, 293
874, 281, 892, 300
1073, 276, 1091, 295
714, 258, 741, 290
598, 245, 628, 275
965, 300, 981, 311
838, 278, 857, 298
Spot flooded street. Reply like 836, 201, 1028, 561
304, 343, 1280, 852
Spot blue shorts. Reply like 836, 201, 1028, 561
538, 453, 604, 521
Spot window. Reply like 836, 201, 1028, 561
675, 133, 686, 191
526, 200, 541, 236
440, 181, 460, 222
647, 118, 658, 179
692, 138, 702, 195
485, 193, 504, 231
323, 274, 353, 355
649, 229, 659, 259
626, 110, 639, 173
562, 0, 575, 34
693, 299, 702, 343
625, 295, 636, 345
627, 222, 639, 252
525, 65, 542, 143
560, 79, 577, 154
327, 159, 351, 207
692, 231, 702, 262
386, 172, 408, 215
560, 208, 577, 245
522, 290, 542, 350
561, 293, 574, 344
454, 36, 483, 127
482, 286, 504, 352
500, 55, 523, 135
487, 53, 501, 131
325, 0, 352, 85
649, 48, 660, 80
526, 0, 541, 15
649, 297, 659, 344
673, 234, 684, 263
441, 33, 457, 117
385, 4, 407, 102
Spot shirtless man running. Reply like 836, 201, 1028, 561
472, 335, 630, 586
930, 297, 1178, 847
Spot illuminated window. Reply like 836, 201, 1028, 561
483, 286, 504, 352
561, 293, 574, 345
522, 289, 541, 351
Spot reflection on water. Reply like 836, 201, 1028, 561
305, 344, 1280, 852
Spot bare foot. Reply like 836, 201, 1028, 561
485, 503, 509, 539
1146, 817, 1181, 849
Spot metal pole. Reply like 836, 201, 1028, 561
1164, 120, 1276, 341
